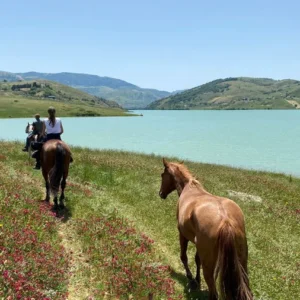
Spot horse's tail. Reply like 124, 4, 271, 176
49, 143, 65, 195
214, 219, 253, 300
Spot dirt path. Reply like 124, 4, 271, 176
58, 222, 92, 300
20, 169, 93, 299
286, 100, 300, 109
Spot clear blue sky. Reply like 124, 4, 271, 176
1, 0, 299, 91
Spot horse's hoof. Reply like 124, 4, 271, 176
189, 279, 199, 291
59, 204, 65, 209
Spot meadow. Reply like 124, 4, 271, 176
0, 95, 130, 118
0, 141, 299, 299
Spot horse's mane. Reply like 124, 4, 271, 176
169, 162, 203, 189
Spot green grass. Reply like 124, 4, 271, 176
0, 148, 69, 299
0, 80, 134, 118
0, 95, 131, 118
148, 77, 300, 110
1, 141, 299, 299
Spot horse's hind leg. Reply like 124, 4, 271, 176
195, 252, 201, 288
45, 181, 50, 202
59, 176, 66, 208
179, 232, 197, 289
53, 195, 59, 210
42, 170, 50, 202
202, 264, 217, 300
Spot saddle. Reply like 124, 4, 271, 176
30, 141, 74, 163
31, 141, 43, 151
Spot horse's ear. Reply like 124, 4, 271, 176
179, 160, 184, 164
163, 158, 169, 167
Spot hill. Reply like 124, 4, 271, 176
147, 77, 300, 110
0, 71, 170, 109
0, 79, 132, 118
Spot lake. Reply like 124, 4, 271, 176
0, 110, 299, 176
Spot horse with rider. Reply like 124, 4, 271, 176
22, 113, 43, 152
23, 107, 73, 208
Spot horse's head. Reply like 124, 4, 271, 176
25, 122, 34, 133
159, 158, 177, 199
25, 122, 30, 133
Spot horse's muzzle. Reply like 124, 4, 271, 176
159, 191, 166, 199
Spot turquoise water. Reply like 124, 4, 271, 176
1, 110, 299, 176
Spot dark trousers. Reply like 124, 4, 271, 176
43, 133, 61, 142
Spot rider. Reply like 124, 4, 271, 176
32, 107, 64, 170
22, 113, 43, 152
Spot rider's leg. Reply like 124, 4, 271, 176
33, 153, 41, 170
31, 141, 43, 170
22, 137, 30, 151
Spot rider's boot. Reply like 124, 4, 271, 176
33, 163, 40, 170
33, 157, 41, 170
32, 149, 41, 170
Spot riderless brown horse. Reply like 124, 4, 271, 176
41, 139, 72, 209
159, 158, 252, 300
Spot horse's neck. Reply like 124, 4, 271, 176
175, 177, 205, 197
174, 175, 191, 196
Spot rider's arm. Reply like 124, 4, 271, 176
60, 122, 64, 135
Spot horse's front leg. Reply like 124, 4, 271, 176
179, 232, 197, 289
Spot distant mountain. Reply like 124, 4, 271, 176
147, 77, 300, 110
0, 71, 22, 82
0, 71, 170, 109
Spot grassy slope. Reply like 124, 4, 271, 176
148, 77, 300, 110
0, 80, 132, 118
0, 71, 171, 109
1, 141, 299, 299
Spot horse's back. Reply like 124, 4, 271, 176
178, 186, 246, 245
43, 139, 71, 153
42, 140, 71, 173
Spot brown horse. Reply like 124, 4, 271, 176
41, 139, 72, 209
159, 159, 252, 300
